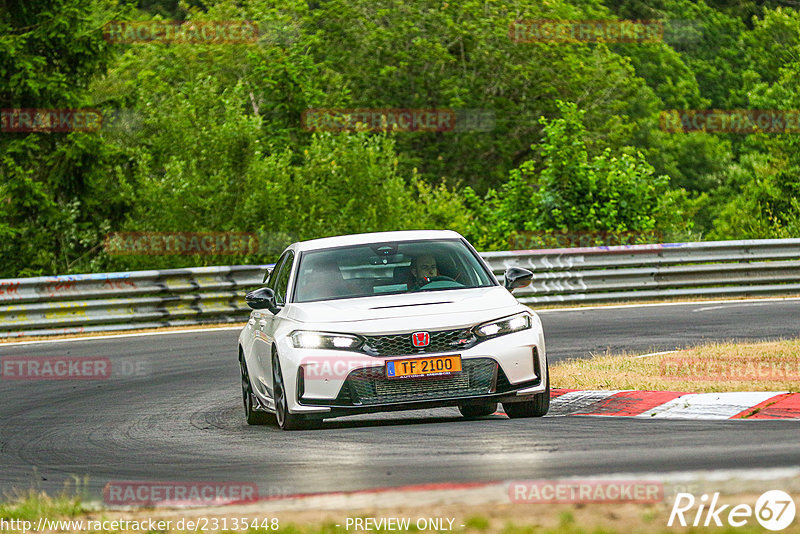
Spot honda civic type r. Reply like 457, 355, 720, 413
238, 230, 548, 430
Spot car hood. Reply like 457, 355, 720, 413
284, 286, 521, 327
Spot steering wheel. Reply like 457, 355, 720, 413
416, 275, 465, 290
424, 275, 455, 283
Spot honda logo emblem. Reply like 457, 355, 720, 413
411, 331, 430, 347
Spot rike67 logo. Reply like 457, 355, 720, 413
669, 491, 796, 531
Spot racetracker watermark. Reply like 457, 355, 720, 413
302, 108, 456, 132
509, 480, 663, 503
302, 108, 497, 132
301, 108, 496, 133
104, 232, 258, 255
453, 109, 496, 132
660, 357, 800, 381
1, 109, 102, 133
2, 357, 110, 380
509, 20, 663, 43
103, 481, 258, 507
299, 355, 376, 382
509, 230, 663, 250
660, 109, 800, 134
103, 21, 259, 44
1, 356, 151, 380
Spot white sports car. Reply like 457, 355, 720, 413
238, 230, 548, 430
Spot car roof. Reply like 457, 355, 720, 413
292, 230, 465, 253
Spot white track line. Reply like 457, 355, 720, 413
634, 350, 679, 359
536, 296, 800, 313
0, 326, 243, 347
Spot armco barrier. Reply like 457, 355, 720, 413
484, 238, 800, 304
0, 265, 270, 339
1, 239, 799, 338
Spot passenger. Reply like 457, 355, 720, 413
300, 259, 348, 300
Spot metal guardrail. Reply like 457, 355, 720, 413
0, 265, 270, 339
1, 239, 799, 338
484, 238, 800, 304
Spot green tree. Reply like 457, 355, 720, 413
0, 0, 130, 277
530, 101, 673, 233
90, 0, 469, 270
296, 0, 667, 193
606, 0, 748, 108
711, 9, 800, 239
465, 101, 683, 249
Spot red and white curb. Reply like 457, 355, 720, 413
499, 389, 800, 419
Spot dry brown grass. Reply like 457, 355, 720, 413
551, 339, 800, 392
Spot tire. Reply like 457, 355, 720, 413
240, 353, 272, 425
503, 364, 550, 418
272, 351, 308, 431
458, 402, 498, 418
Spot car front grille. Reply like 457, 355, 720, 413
341, 357, 498, 405
362, 328, 477, 356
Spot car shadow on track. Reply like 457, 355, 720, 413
299, 413, 510, 431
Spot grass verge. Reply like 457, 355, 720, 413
551, 339, 800, 392
0, 479, 85, 522
1, 494, 798, 533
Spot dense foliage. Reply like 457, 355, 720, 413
1, 0, 799, 276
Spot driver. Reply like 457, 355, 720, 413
410, 254, 439, 289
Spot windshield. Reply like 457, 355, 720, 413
293, 239, 496, 303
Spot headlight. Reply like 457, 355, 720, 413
474, 313, 532, 338
290, 331, 364, 350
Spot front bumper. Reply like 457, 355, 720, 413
280, 327, 547, 417
300, 357, 542, 417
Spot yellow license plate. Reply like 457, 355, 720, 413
385, 355, 462, 379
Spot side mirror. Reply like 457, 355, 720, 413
504, 267, 533, 291
245, 287, 279, 313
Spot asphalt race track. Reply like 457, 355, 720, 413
1, 299, 799, 500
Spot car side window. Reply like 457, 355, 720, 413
274, 251, 295, 306
266, 252, 289, 289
